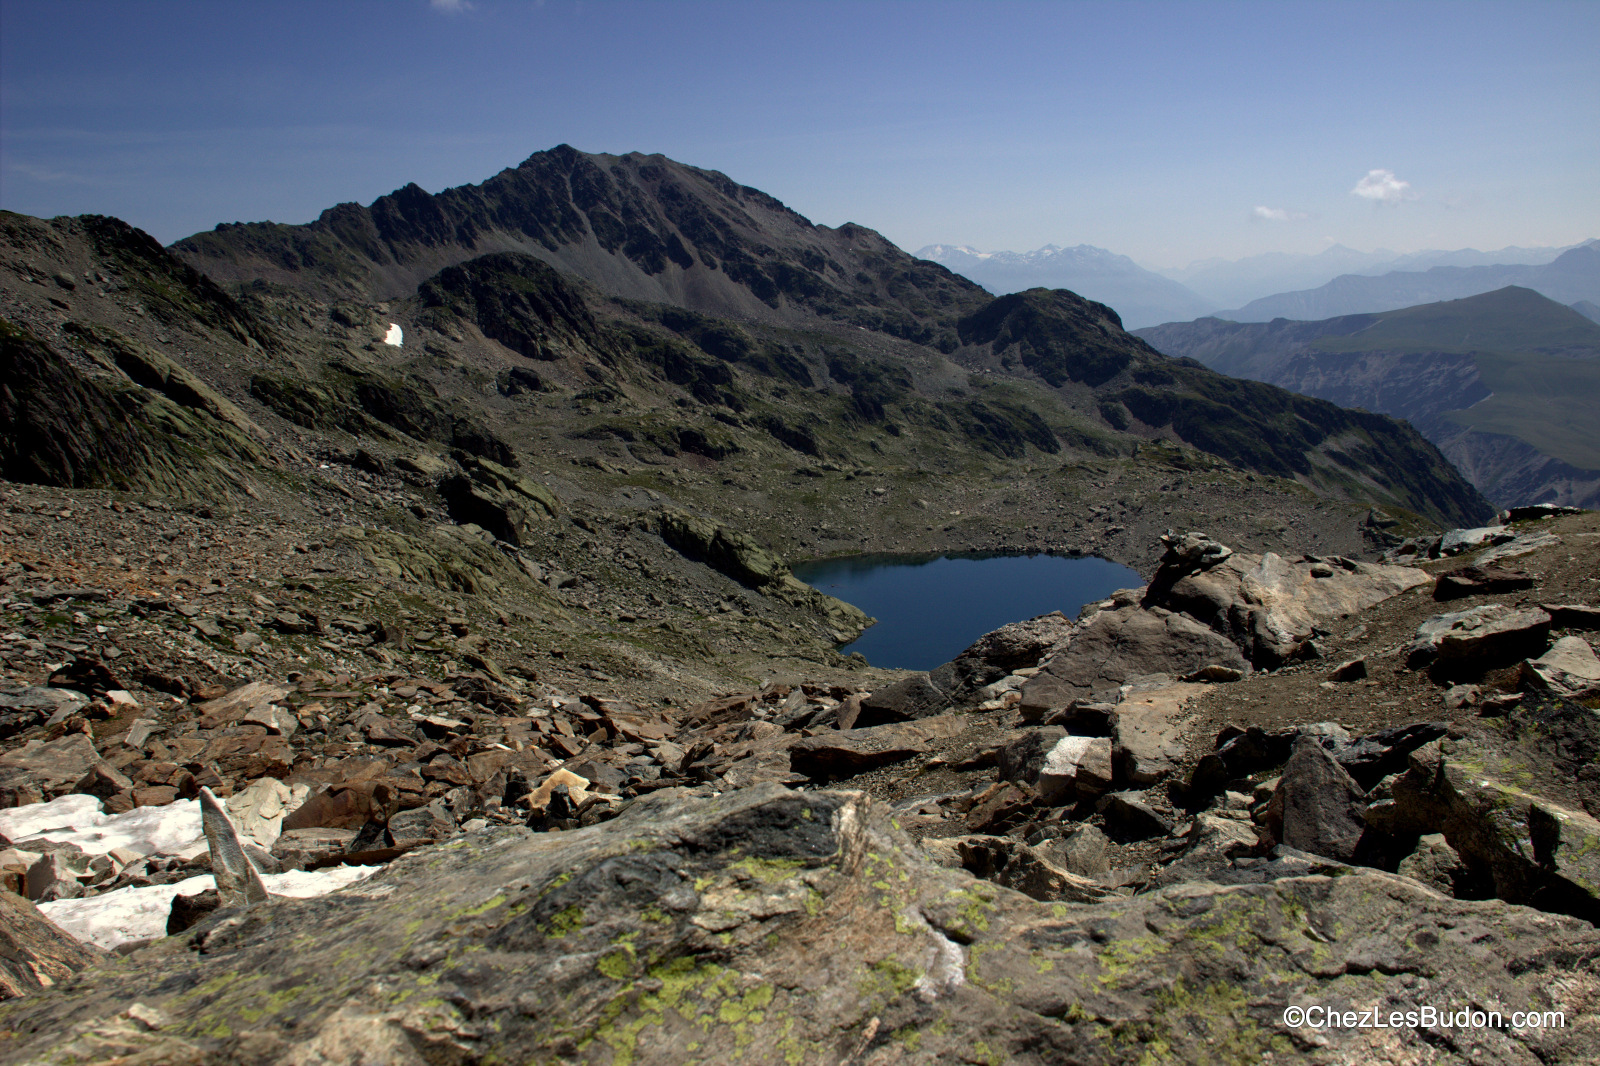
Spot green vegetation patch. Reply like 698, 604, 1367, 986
1441, 350, 1600, 470
1309, 286, 1600, 357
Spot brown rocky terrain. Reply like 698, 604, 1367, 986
0, 149, 1592, 1063
0, 495, 1594, 1063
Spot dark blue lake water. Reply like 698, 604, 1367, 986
792, 553, 1143, 671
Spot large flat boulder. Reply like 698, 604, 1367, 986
1018, 606, 1246, 711
1438, 524, 1509, 556
0, 734, 100, 798
3, 783, 1596, 1065
1406, 604, 1553, 674
1415, 607, 1554, 678
192, 681, 292, 730
789, 715, 964, 780
1111, 682, 1201, 787
0, 688, 88, 741
1146, 532, 1430, 667
1519, 637, 1600, 700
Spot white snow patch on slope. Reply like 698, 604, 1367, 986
3, 797, 208, 860
383, 322, 403, 346
40, 866, 380, 949
0, 793, 104, 840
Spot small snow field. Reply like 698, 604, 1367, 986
39, 865, 380, 949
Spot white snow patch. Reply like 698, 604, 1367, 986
0, 793, 104, 841
39, 866, 380, 950
383, 322, 403, 346
4, 798, 207, 860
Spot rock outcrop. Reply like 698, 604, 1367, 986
1145, 531, 1431, 667
4, 784, 1598, 1065
656, 508, 870, 638
0, 889, 107, 999
1019, 606, 1246, 708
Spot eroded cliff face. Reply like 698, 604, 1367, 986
1431, 425, 1600, 511
1134, 291, 1600, 510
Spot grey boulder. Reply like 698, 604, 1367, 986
1019, 606, 1246, 711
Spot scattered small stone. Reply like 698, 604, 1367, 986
1327, 657, 1367, 682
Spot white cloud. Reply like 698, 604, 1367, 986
4, 162, 98, 185
1351, 169, 1417, 204
1253, 206, 1307, 222
430, 0, 473, 12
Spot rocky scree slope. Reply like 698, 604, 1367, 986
0, 509, 1596, 1063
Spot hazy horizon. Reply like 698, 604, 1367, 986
916, 237, 1597, 277
2, 0, 1595, 270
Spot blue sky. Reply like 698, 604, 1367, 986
2, 0, 1595, 268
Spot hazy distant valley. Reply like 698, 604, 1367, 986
925, 234, 1600, 511
1137, 286, 1600, 509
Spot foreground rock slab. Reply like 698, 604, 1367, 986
3, 784, 1598, 1065
0, 890, 106, 999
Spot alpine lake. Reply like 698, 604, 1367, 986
792, 552, 1144, 671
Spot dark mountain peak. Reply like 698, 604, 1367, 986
959, 288, 1134, 388
173, 145, 988, 343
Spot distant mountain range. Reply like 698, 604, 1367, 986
915, 244, 1214, 329
1163, 242, 1585, 309
917, 239, 1600, 331
1216, 243, 1600, 322
1135, 286, 1600, 509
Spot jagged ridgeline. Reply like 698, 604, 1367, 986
168, 147, 1491, 528
3, 145, 1491, 540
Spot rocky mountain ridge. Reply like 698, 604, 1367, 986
173, 145, 989, 348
